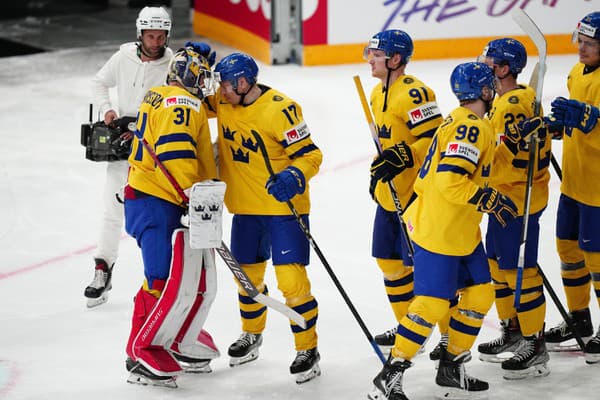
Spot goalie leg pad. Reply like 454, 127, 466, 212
171, 248, 219, 359
189, 180, 226, 249
132, 229, 207, 375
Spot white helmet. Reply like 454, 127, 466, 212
136, 6, 171, 38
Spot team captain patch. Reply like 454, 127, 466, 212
284, 121, 310, 144
164, 95, 201, 111
408, 101, 441, 124
445, 141, 480, 164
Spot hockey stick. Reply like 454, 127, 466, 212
134, 129, 306, 328
250, 129, 387, 365
353, 75, 414, 257
512, 8, 585, 352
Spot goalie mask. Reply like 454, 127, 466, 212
167, 48, 217, 99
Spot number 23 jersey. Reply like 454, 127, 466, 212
405, 106, 495, 256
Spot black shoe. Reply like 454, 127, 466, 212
436, 348, 488, 398
545, 308, 593, 351
368, 355, 412, 400
501, 330, 550, 379
290, 348, 321, 384
125, 357, 177, 388
478, 318, 522, 362
584, 327, 600, 364
228, 332, 263, 366
375, 327, 397, 347
429, 333, 448, 362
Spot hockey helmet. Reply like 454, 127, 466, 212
364, 30, 414, 64
481, 38, 527, 75
450, 62, 495, 101
214, 52, 259, 91
576, 11, 600, 40
167, 48, 216, 99
136, 6, 172, 38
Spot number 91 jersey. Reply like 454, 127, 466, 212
404, 106, 495, 256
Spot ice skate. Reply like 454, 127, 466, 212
501, 331, 550, 380
435, 348, 488, 400
375, 327, 397, 354
125, 357, 177, 388
84, 258, 113, 308
172, 352, 212, 373
544, 308, 593, 351
290, 347, 321, 384
478, 319, 522, 362
228, 332, 262, 367
584, 327, 600, 364
368, 355, 412, 400
429, 333, 448, 368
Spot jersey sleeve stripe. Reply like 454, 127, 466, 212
156, 133, 198, 147
436, 164, 470, 175
290, 144, 319, 159
157, 150, 197, 162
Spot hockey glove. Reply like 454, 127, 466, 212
469, 186, 517, 227
266, 166, 306, 202
185, 41, 216, 67
370, 142, 414, 183
549, 96, 599, 134
504, 117, 546, 154
369, 174, 377, 200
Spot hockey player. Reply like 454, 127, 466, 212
85, 6, 173, 307
368, 62, 520, 400
206, 52, 323, 384
544, 11, 600, 364
476, 38, 552, 379
123, 48, 219, 387
365, 29, 443, 353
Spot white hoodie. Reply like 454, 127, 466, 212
92, 42, 174, 119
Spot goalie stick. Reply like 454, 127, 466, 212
512, 8, 585, 352
134, 130, 307, 329
353, 75, 414, 258
250, 129, 386, 365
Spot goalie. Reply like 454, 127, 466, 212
123, 48, 220, 388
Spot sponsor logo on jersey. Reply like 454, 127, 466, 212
285, 121, 310, 145
445, 141, 480, 164
164, 96, 201, 111
408, 102, 441, 124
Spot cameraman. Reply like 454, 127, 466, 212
85, 6, 173, 307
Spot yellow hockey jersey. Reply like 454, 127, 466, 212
405, 106, 495, 256
561, 63, 600, 206
207, 85, 322, 215
128, 85, 217, 206
370, 75, 443, 211
488, 84, 550, 215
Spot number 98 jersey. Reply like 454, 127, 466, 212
404, 106, 495, 256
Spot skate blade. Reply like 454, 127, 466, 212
478, 352, 514, 363
367, 386, 386, 400
86, 293, 109, 308
229, 349, 259, 367
435, 386, 488, 400
179, 360, 212, 373
547, 338, 590, 352
294, 364, 321, 384
126, 373, 177, 388
503, 363, 550, 380
585, 353, 600, 364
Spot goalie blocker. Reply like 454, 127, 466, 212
126, 181, 226, 379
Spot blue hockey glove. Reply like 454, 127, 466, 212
469, 186, 517, 227
266, 166, 306, 202
543, 115, 564, 140
550, 96, 599, 134
185, 41, 216, 67
504, 117, 546, 154
370, 142, 414, 183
